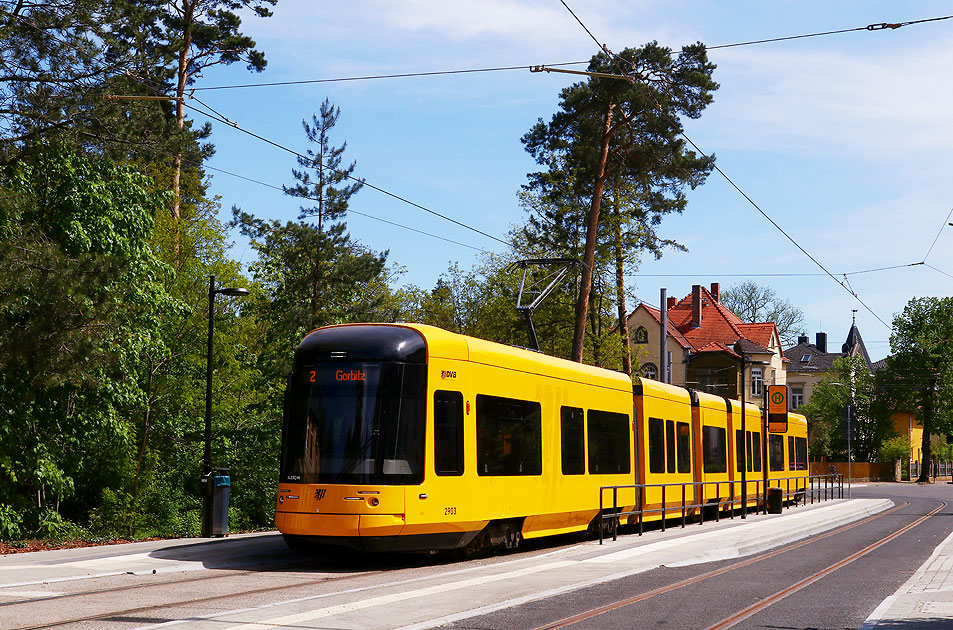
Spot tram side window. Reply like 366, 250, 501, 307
434, 391, 464, 476
648, 417, 665, 474
703, 426, 727, 473
788, 436, 796, 471
676, 422, 691, 473
561, 406, 585, 475
476, 394, 542, 476
587, 410, 630, 474
666, 420, 676, 474
769, 434, 785, 472
736, 429, 746, 473
795, 437, 808, 470
752, 432, 762, 473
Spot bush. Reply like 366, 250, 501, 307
88, 489, 142, 538
37, 508, 88, 541
0, 504, 23, 540
879, 436, 911, 463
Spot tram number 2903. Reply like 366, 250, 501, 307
444, 507, 457, 515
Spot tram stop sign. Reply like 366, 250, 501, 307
767, 384, 788, 433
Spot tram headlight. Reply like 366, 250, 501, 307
369, 497, 380, 507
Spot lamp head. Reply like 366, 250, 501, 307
216, 287, 250, 297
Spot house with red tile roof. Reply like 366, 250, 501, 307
626, 283, 786, 407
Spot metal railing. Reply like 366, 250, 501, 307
598, 473, 844, 544
910, 460, 952, 481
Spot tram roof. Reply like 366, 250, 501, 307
401, 323, 634, 393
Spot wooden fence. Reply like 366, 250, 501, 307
811, 461, 953, 482
809, 462, 895, 481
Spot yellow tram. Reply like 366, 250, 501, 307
275, 323, 808, 552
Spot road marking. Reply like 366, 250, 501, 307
217, 560, 577, 630
860, 523, 953, 629
706, 502, 945, 630
133, 500, 886, 630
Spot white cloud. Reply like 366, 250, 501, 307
701, 36, 953, 155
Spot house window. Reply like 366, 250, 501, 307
642, 363, 658, 380
800, 354, 811, 363
751, 367, 763, 397
634, 326, 648, 344
791, 388, 804, 409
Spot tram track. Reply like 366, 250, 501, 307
4, 565, 387, 630
527, 500, 934, 630
703, 501, 947, 630
0, 559, 321, 608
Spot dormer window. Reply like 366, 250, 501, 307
800, 354, 811, 362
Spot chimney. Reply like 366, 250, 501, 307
797, 335, 809, 345
691, 285, 702, 328
667, 296, 677, 310
710, 282, 720, 303
816, 332, 827, 353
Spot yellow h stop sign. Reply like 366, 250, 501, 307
767, 384, 788, 432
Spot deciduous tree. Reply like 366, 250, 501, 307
877, 297, 953, 482
798, 356, 885, 461
720, 280, 805, 347
0, 145, 181, 536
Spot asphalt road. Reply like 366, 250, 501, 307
447, 483, 952, 630
0, 483, 948, 630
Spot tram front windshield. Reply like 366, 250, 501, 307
281, 362, 426, 485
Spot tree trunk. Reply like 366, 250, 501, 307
571, 102, 614, 363
171, 0, 195, 224
612, 184, 632, 376
133, 359, 154, 501
916, 385, 934, 483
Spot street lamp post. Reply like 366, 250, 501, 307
734, 341, 769, 520
202, 274, 249, 538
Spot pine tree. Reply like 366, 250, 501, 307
523, 42, 717, 362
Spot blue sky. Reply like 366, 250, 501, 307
193, 1, 953, 361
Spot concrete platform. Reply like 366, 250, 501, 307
862, 527, 953, 629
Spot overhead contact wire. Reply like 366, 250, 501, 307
681, 133, 891, 329
555, 0, 895, 329
178, 100, 513, 248
186, 14, 953, 92
190, 63, 587, 91
198, 161, 487, 252
922, 206, 953, 263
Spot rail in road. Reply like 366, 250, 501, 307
0, 488, 946, 630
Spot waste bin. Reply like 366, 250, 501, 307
211, 473, 230, 536
201, 468, 230, 537
767, 486, 783, 514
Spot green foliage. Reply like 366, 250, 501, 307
88, 489, 141, 538
0, 504, 22, 540
37, 508, 88, 541
232, 101, 388, 369
878, 297, 953, 478
798, 356, 889, 461
0, 145, 182, 538
0, 4, 290, 543
878, 436, 911, 463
